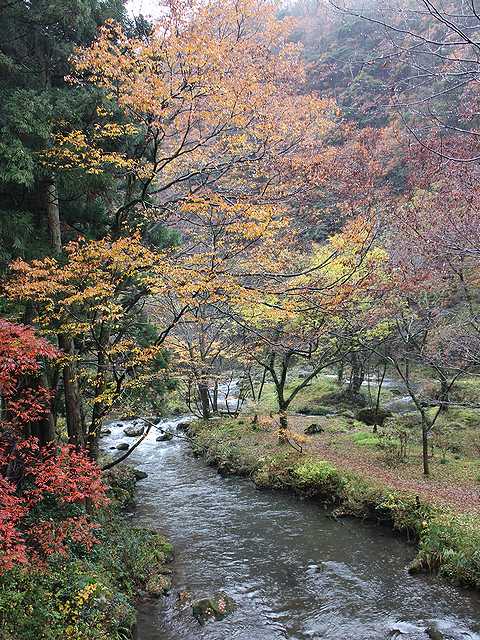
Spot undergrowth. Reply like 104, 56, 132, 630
0, 466, 172, 640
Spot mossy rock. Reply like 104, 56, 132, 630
356, 406, 391, 426
145, 573, 172, 597
304, 423, 325, 435
389, 388, 403, 397
425, 625, 445, 640
157, 432, 174, 441
124, 424, 145, 437
192, 592, 236, 624
297, 405, 332, 416
116, 442, 130, 450
104, 465, 138, 506
319, 390, 367, 408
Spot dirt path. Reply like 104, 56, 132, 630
306, 438, 480, 514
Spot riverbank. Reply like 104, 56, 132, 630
190, 417, 480, 591
0, 465, 173, 640
254, 374, 480, 511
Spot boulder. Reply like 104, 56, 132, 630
340, 391, 367, 407
297, 405, 332, 416
177, 590, 191, 604
304, 423, 325, 435
356, 406, 391, 426
389, 388, 403, 397
156, 432, 174, 442
100, 428, 111, 437
132, 469, 148, 480
176, 421, 191, 432
425, 626, 445, 640
116, 442, 130, 451
145, 573, 171, 597
123, 424, 145, 437
318, 390, 367, 408
192, 592, 236, 625
388, 622, 427, 637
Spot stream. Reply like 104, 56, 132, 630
102, 416, 480, 640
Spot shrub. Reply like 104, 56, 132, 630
291, 460, 346, 499
297, 405, 332, 416
0, 555, 135, 640
414, 512, 480, 588
378, 415, 418, 464
337, 476, 385, 519
0, 467, 172, 640
356, 407, 391, 427
431, 421, 463, 462
377, 492, 435, 540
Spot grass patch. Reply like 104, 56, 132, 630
451, 377, 480, 405
254, 372, 400, 417
255, 375, 338, 414
352, 431, 382, 447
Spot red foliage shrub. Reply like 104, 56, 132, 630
0, 321, 108, 573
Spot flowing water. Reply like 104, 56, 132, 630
102, 418, 480, 640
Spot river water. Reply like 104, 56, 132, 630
102, 418, 480, 640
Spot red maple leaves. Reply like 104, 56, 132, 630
0, 321, 108, 573
0, 320, 58, 432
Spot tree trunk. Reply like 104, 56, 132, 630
212, 382, 219, 414
88, 412, 102, 460
44, 176, 86, 448
337, 360, 345, 385
45, 178, 62, 254
372, 363, 387, 434
29, 370, 57, 446
36, 371, 57, 445
422, 419, 430, 476
36, 413, 56, 446
198, 382, 211, 420
349, 352, 365, 395
88, 389, 105, 460
88, 328, 112, 459
439, 377, 449, 413
58, 334, 86, 447
278, 408, 289, 444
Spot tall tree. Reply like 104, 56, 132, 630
43, 0, 335, 235
0, 0, 129, 270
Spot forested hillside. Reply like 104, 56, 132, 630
1, 1, 480, 638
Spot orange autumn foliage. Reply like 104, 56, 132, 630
42, 0, 335, 230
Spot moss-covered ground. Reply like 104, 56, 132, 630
250, 373, 480, 512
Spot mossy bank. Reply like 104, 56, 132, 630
190, 417, 480, 591
0, 465, 173, 640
